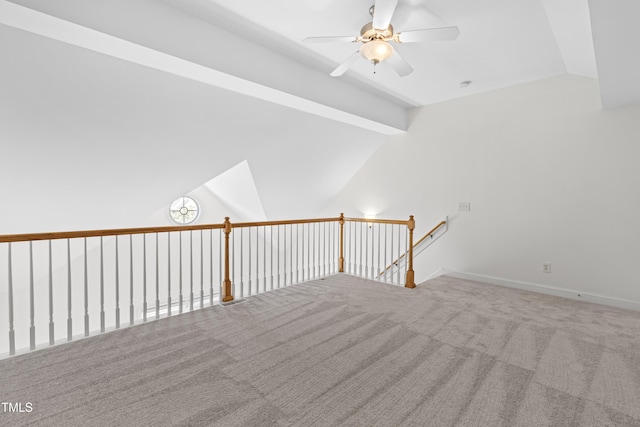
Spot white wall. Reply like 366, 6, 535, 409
321, 75, 640, 307
0, 17, 387, 235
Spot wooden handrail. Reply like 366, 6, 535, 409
378, 220, 447, 277
0, 219, 345, 244
230, 216, 341, 229
0, 215, 413, 243
0, 224, 227, 243
343, 217, 411, 226
412, 220, 447, 248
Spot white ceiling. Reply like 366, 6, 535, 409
0, 0, 639, 233
186, 0, 574, 106
168, 0, 639, 109
172, 0, 596, 106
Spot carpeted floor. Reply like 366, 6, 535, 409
2, 274, 640, 426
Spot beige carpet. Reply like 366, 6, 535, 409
2, 274, 640, 426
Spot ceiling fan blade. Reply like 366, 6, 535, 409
372, 0, 398, 30
396, 26, 460, 43
330, 51, 360, 77
303, 36, 358, 43
387, 50, 413, 77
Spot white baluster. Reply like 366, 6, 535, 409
240, 228, 244, 298
385, 225, 389, 283
67, 239, 73, 339
263, 226, 268, 289
143, 235, 147, 322
84, 238, 90, 334
219, 229, 223, 302
371, 225, 375, 279
8, 243, 15, 355
324, 222, 327, 277
248, 227, 252, 296
49, 240, 54, 345
115, 236, 120, 328
377, 224, 381, 282
167, 233, 172, 317
270, 226, 274, 290
350, 222, 355, 274
155, 233, 160, 319
364, 222, 368, 278
231, 228, 235, 296
210, 229, 214, 306
312, 223, 316, 279
190, 231, 194, 312
30, 242, 35, 349
200, 230, 204, 308
255, 227, 260, 294
179, 232, 183, 314
296, 224, 300, 284
397, 225, 401, 285
129, 235, 134, 326
100, 237, 105, 332
301, 224, 305, 282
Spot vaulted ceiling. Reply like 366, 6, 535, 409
1, 0, 638, 233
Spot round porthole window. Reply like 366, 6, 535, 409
169, 196, 200, 225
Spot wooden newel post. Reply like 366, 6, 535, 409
222, 217, 234, 302
405, 215, 416, 289
339, 213, 345, 273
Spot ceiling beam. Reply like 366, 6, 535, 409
0, 0, 406, 135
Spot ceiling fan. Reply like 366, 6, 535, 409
303, 0, 459, 77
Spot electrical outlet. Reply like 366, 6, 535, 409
458, 202, 471, 212
542, 263, 551, 273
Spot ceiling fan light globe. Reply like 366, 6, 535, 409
359, 40, 394, 64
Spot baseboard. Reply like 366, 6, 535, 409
426, 268, 448, 280
431, 269, 640, 312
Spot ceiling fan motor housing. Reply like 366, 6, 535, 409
360, 22, 394, 41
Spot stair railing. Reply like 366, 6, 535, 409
339, 214, 417, 288
0, 213, 415, 357
378, 219, 448, 281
